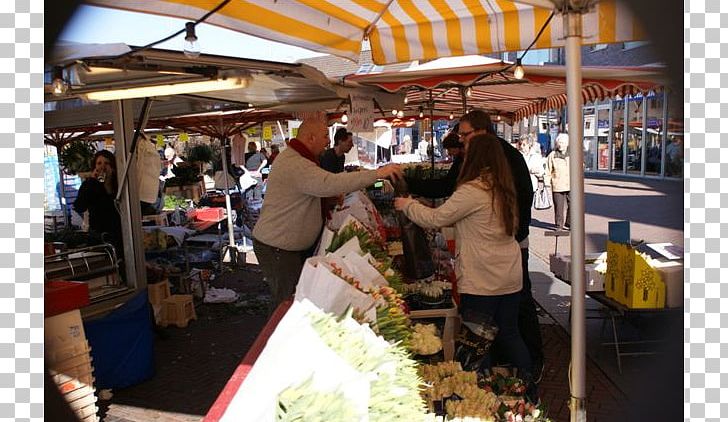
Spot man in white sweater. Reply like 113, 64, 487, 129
253, 118, 403, 309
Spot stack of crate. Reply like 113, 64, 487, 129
45, 310, 99, 422
148, 281, 197, 328
147, 280, 171, 324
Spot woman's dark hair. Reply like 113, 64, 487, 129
93, 150, 118, 192
457, 133, 518, 237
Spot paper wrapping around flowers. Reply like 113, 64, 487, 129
295, 257, 377, 322
219, 299, 371, 422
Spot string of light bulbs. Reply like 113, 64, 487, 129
50, 0, 232, 96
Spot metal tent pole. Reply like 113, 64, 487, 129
219, 137, 236, 249
564, 9, 587, 422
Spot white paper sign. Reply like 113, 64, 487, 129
348, 94, 374, 133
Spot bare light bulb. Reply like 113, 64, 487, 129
418, 107, 424, 118
449, 113, 454, 120
51, 66, 68, 96
397, 110, 404, 118
465, 87, 473, 97
184, 22, 200, 58
341, 111, 348, 123
392, 109, 398, 116
514, 59, 525, 80
52, 77, 68, 96
403, 96, 408, 105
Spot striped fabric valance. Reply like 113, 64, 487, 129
88, 0, 646, 65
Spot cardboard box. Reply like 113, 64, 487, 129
550, 252, 606, 282
585, 263, 606, 291
45, 310, 86, 352
652, 260, 684, 308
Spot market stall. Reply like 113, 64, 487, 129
204, 183, 549, 421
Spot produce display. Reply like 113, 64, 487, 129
410, 323, 443, 356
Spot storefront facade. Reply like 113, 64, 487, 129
582, 90, 683, 179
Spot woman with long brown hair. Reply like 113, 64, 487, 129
74, 150, 123, 256
394, 133, 533, 392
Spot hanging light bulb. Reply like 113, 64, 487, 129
341, 111, 348, 123
397, 110, 404, 118
418, 107, 424, 119
449, 113, 454, 120
51, 66, 68, 96
403, 96, 408, 105
465, 87, 473, 97
495, 114, 501, 121
514, 58, 525, 80
183, 22, 201, 58
392, 109, 398, 116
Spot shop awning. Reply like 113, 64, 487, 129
87, 0, 645, 65
344, 57, 666, 121
45, 44, 404, 132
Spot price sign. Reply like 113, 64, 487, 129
348, 93, 374, 133
262, 125, 273, 141
179, 132, 189, 142
155, 134, 165, 148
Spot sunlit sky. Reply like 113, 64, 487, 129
58, 5, 326, 63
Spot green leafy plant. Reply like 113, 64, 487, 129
186, 144, 215, 164
165, 162, 202, 187
59, 140, 96, 175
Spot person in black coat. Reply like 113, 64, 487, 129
458, 110, 544, 387
405, 129, 464, 198
74, 150, 123, 257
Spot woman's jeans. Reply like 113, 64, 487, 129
460, 292, 533, 380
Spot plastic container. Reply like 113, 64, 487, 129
45, 281, 90, 318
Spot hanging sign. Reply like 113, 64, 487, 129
348, 94, 374, 133
155, 134, 165, 148
262, 125, 273, 141
290, 127, 299, 139
179, 132, 189, 142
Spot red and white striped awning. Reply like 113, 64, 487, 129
345, 60, 666, 120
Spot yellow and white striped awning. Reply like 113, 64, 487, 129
87, 0, 646, 65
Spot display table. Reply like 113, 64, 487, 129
204, 299, 293, 422
409, 303, 460, 361
558, 275, 682, 373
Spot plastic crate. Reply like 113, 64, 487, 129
147, 281, 171, 306
159, 295, 197, 328
45, 281, 90, 318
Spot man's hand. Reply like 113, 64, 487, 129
394, 196, 414, 211
376, 164, 403, 183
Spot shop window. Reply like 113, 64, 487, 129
626, 96, 643, 174
611, 100, 625, 172
665, 91, 683, 178
596, 107, 611, 171
644, 94, 664, 175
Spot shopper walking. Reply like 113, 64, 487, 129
546, 133, 571, 230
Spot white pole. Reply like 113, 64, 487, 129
564, 10, 587, 422
219, 138, 236, 248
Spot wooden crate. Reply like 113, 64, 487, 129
159, 295, 197, 328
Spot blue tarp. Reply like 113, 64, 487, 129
84, 290, 155, 389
